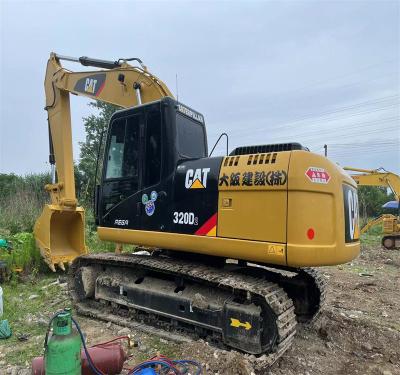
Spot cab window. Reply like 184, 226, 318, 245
176, 114, 206, 159
144, 111, 162, 187
105, 115, 140, 179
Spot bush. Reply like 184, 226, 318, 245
0, 232, 45, 277
0, 173, 50, 234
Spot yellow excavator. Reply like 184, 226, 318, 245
34, 52, 360, 359
344, 167, 399, 249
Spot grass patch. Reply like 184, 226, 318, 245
134, 337, 179, 362
0, 274, 70, 365
86, 229, 116, 254
361, 233, 381, 247
343, 264, 376, 274
0, 232, 45, 276
360, 224, 382, 247
0, 173, 50, 234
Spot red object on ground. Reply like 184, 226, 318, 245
31, 342, 127, 374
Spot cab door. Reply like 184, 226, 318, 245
99, 112, 143, 230
99, 105, 168, 233
138, 108, 170, 232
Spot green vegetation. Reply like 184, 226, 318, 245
0, 232, 44, 275
78, 101, 119, 207
0, 274, 67, 365
358, 185, 395, 220
0, 173, 51, 234
137, 337, 179, 362
360, 223, 383, 246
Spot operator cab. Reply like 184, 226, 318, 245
96, 97, 209, 232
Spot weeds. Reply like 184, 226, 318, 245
0, 173, 117, 276
360, 220, 382, 246
0, 274, 67, 365
0, 173, 50, 234
0, 232, 47, 280
86, 229, 116, 253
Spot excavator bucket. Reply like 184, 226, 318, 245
34, 204, 87, 271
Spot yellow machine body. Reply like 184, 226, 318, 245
35, 53, 360, 270
98, 151, 360, 267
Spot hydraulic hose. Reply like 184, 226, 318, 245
71, 317, 104, 375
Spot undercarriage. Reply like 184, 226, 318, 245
69, 251, 326, 363
382, 234, 400, 250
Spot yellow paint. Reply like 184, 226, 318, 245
206, 226, 217, 236
218, 151, 290, 244
218, 151, 360, 266
98, 227, 287, 265
190, 179, 205, 189
285, 151, 359, 266
230, 318, 252, 330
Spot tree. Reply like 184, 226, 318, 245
358, 186, 395, 223
78, 101, 119, 207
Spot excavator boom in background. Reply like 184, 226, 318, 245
344, 167, 400, 249
34, 53, 360, 359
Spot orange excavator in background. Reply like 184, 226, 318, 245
344, 167, 399, 249
33, 53, 360, 359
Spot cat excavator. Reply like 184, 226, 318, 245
344, 167, 399, 249
34, 53, 360, 360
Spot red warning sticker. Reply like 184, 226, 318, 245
305, 167, 330, 184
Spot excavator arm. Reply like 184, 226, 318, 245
359, 214, 397, 234
34, 53, 173, 270
343, 167, 400, 201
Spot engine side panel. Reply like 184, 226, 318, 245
217, 151, 289, 244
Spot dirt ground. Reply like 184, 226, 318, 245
1, 242, 399, 375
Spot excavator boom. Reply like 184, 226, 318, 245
343, 167, 400, 201
35, 53, 173, 270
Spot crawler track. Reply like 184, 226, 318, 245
235, 265, 327, 323
69, 253, 297, 363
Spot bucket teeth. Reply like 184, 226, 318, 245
49, 263, 56, 273
58, 262, 66, 271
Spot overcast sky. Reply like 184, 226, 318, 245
0, 0, 399, 175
